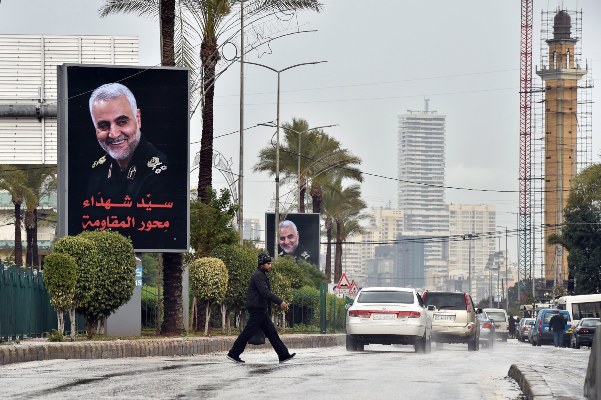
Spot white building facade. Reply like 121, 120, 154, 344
397, 100, 449, 282
0, 34, 139, 164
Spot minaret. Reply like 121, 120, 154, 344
536, 10, 587, 286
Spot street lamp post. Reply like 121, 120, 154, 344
498, 226, 509, 309
463, 234, 477, 294
244, 60, 327, 259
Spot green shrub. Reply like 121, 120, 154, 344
48, 329, 64, 342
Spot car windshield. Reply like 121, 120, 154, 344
525, 319, 534, 325
581, 319, 601, 327
486, 312, 507, 322
422, 293, 466, 310
357, 290, 414, 304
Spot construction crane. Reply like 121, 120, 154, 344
518, 0, 533, 301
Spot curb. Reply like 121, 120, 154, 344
508, 363, 584, 400
0, 334, 345, 366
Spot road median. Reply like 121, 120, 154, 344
0, 334, 345, 366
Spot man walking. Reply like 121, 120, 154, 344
549, 311, 566, 347
227, 253, 296, 363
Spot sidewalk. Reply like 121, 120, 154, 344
509, 363, 586, 400
0, 333, 345, 366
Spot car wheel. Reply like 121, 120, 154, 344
345, 335, 357, 351
356, 342, 365, 351
536, 335, 542, 346
575, 339, 580, 350
425, 334, 432, 353
414, 334, 425, 353
468, 334, 478, 351
502, 335, 507, 342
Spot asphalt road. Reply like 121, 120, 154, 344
0, 339, 590, 399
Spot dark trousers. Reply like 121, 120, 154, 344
228, 309, 290, 360
553, 330, 564, 347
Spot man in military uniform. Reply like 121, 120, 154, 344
87, 82, 170, 202
278, 220, 311, 263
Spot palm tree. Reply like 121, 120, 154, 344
321, 178, 366, 283
254, 118, 362, 213
100, 0, 186, 335
22, 165, 56, 269
334, 214, 365, 284
100, 0, 323, 203
0, 165, 32, 267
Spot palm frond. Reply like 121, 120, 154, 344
98, 0, 159, 18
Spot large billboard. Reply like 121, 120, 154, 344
57, 64, 189, 252
265, 213, 320, 267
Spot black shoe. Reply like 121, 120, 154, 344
279, 353, 296, 364
227, 354, 245, 363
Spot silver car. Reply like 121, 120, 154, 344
346, 287, 432, 353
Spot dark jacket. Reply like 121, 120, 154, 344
549, 313, 566, 332
245, 267, 283, 312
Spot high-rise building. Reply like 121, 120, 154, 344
448, 204, 497, 301
397, 100, 449, 279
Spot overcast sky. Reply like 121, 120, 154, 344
1, 0, 600, 262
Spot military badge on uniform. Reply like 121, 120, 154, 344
148, 157, 167, 174
92, 155, 107, 168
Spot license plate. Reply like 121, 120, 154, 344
373, 313, 395, 321
434, 314, 455, 321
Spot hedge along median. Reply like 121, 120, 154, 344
0, 334, 345, 366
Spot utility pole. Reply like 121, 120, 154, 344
238, 0, 245, 245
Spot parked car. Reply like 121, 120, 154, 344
517, 318, 535, 342
421, 290, 480, 351
477, 311, 496, 348
531, 309, 571, 347
569, 318, 601, 349
346, 287, 432, 353
483, 308, 509, 341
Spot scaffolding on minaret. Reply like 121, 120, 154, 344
531, 9, 594, 293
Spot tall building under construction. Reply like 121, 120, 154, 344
534, 10, 592, 287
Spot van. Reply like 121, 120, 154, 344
483, 308, 509, 341
531, 309, 571, 347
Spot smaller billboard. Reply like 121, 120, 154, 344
265, 213, 320, 267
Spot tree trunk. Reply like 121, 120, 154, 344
190, 296, 197, 332
198, 39, 220, 203
221, 304, 226, 332
24, 209, 36, 268
299, 176, 307, 212
204, 301, 211, 336
69, 308, 76, 340
13, 202, 22, 267
32, 209, 39, 268
56, 310, 64, 334
160, 253, 185, 335
159, 0, 175, 67
334, 220, 343, 283
325, 217, 333, 283
310, 183, 322, 213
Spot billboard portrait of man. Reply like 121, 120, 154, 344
58, 65, 190, 252
265, 213, 320, 267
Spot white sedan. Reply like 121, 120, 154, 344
345, 287, 432, 353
